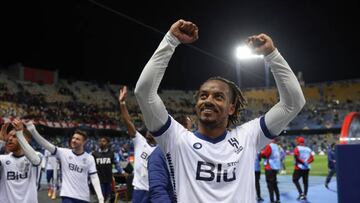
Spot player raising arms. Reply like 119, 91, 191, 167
118, 86, 157, 203
0, 119, 42, 203
134, 19, 305, 202
25, 123, 104, 203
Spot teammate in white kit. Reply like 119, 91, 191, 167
119, 86, 156, 203
26, 123, 104, 203
0, 119, 42, 203
134, 19, 306, 202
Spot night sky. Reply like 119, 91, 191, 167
1, 0, 359, 90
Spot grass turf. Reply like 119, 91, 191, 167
261, 155, 329, 176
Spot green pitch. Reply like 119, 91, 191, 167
261, 155, 329, 176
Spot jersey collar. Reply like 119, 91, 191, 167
193, 130, 227, 144
72, 150, 85, 156
11, 153, 25, 158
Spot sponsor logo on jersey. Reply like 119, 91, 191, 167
193, 142, 202, 149
69, 163, 84, 173
7, 171, 28, 180
196, 161, 236, 182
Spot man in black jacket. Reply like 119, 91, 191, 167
93, 136, 123, 202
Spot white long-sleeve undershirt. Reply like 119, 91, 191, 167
135, 32, 305, 135
26, 123, 56, 154
16, 131, 42, 166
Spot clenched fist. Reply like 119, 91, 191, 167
170, 19, 199, 44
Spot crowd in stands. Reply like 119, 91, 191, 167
1, 71, 360, 154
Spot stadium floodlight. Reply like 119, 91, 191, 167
235, 45, 263, 60
234, 45, 265, 87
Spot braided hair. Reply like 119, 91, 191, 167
195, 76, 247, 127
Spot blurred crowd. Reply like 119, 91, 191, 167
1, 71, 360, 155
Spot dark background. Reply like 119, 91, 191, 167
1, 0, 359, 89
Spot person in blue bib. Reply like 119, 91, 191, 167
261, 139, 281, 203
292, 136, 314, 201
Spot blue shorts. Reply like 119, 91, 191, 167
46, 170, 54, 183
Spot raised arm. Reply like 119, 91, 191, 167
0, 123, 10, 143
119, 86, 136, 137
25, 121, 56, 154
134, 19, 198, 132
248, 34, 306, 136
90, 173, 104, 203
12, 119, 41, 165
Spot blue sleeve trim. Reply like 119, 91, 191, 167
150, 116, 171, 137
89, 171, 98, 175
260, 116, 277, 139
51, 147, 58, 156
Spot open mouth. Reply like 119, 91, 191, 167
201, 106, 217, 114
203, 109, 214, 113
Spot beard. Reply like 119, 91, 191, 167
198, 116, 221, 130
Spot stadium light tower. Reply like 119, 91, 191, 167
235, 45, 270, 87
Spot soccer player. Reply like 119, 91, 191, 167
26, 123, 104, 203
44, 149, 59, 199
134, 19, 305, 202
0, 119, 42, 203
292, 136, 314, 201
92, 135, 124, 202
254, 151, 264, 202
261, 139, 282, 203
325, 143, 336, 189
118, 86, 157, 203
148, 115, 192, 202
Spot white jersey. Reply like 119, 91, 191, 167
132, 131, 156, 190
0, 153, 41, 203
153, 116, 273, 203
45, 149, 58, 170
54, 147, 97, 202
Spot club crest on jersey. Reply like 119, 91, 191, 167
82, 158, 87, 164
6, 160, 11, 165
228, 138, 243, 154
193, 142, 202, 150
